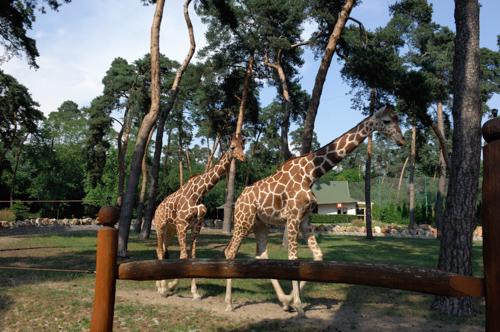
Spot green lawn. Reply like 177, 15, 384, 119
0, 228, 485, 331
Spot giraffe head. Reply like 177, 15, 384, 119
229, 135, 245, 161
373, 105, 405, 146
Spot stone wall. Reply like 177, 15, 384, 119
1, 217, 483, 241
0, 217, 96, 229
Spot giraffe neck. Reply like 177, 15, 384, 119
194, 150, 233, 198
309, 116, 376, 181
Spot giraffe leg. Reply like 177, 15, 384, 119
166, 222, 189, 292
297, 216, 323, 292
286, 218, 305, 317
188, 205, 206, 300
155, 222, 174, 297
224, 206, 255, 312
254, 220, 293, 311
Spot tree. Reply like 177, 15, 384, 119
432, 0, 481, 316
197, 0, 263, 233
85, 95, 113, 188
0, 0, 71, 68
300, 0, 356, 154
139, 0, 196, 239
0, 70, 43, 180
117, 0, 165, 257
102, 57, 149, 206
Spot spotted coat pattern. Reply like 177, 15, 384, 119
224, 105, 405, 313
153, 135, 245, 299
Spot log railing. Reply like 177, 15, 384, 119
90, 117, 500, 332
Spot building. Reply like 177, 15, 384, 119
312, 180, 369, 218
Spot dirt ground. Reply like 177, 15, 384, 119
115, 284, 481, 332
0, 226, 484, 331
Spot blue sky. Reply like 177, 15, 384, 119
2, 0, 499, 146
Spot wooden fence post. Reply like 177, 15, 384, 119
481, 116, 500, 332
90, 206, 120, 332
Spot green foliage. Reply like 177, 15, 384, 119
310, 214, 359, 224
85, 95, 113, 187
373, 204, 404, 224
11, 201, 31, 220
0, 70, 43, 178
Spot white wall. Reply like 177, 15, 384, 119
317, 203, 357, 215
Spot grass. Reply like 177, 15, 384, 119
0, 227, 485, 331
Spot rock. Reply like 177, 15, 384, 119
373, 226, 382, 234
473, 226, 482, 238
213, 219, 223, 228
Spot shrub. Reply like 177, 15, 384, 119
11, 202, 31, 220
351, 219, 365, 227
310, 214, 359, 224
0, 208, 16, 221
373, 204, 406, 224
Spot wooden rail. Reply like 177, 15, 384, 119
118, 259, 484, 297
90, 116, 500, 331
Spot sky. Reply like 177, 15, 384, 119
2, 0, 499, 146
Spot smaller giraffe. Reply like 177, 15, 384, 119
224, 105, 405, 315
153, 135, 245, 299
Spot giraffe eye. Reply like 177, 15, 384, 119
383, 120, 391, 125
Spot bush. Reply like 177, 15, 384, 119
373, 204, 406, 224
310, 214, 359, 224
11, 202, 31, 220
0, 208, 16, 221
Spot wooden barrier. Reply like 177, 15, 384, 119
90, 207, 119, 332
118, 259, 484, 297
481, 117, 500, 332
90, 117, 500, 331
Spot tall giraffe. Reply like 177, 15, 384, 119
224, 105, 405, 314
153, 135, 245, 299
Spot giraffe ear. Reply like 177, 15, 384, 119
375, 104, 393, 119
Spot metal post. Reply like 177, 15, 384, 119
90, 206, 120, 332
481, 116, 500, 332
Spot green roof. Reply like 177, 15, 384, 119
312, 181, 358, 204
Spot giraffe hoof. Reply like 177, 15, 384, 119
282, 304, 291, 312
157, 288, 174, 297
292, 305, 305, 317
225, 304, 234, 312
192, 293, 202, 301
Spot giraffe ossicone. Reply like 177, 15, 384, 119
224, 105, 405, 315
153, 135, 245, 299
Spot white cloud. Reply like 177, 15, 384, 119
1, 0, 207, 115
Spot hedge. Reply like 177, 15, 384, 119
309, 214, 360, 224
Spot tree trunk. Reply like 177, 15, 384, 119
301, 0, 355, 155
117, 106, 132, 207
397, 157, 409, 199
364, 88, 376, 239
117, 0, 165, 257
222, 54, 254, 234
434, 100, 447, 235
205, 134, 220, 171
185, 147, 192, 177
177, 132, 185, 186
431, 0, 481, 316
134, 128, 153, 233
140, 111, 168, 240
408, 120, 417, 230
121, 0, 195, 246
264, 50, 292, 161
164, 127, 173, 173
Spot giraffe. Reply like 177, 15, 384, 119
224, 105, 405, 315
153, 135, 245, 299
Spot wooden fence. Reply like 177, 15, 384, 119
90, 117, 500, 331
